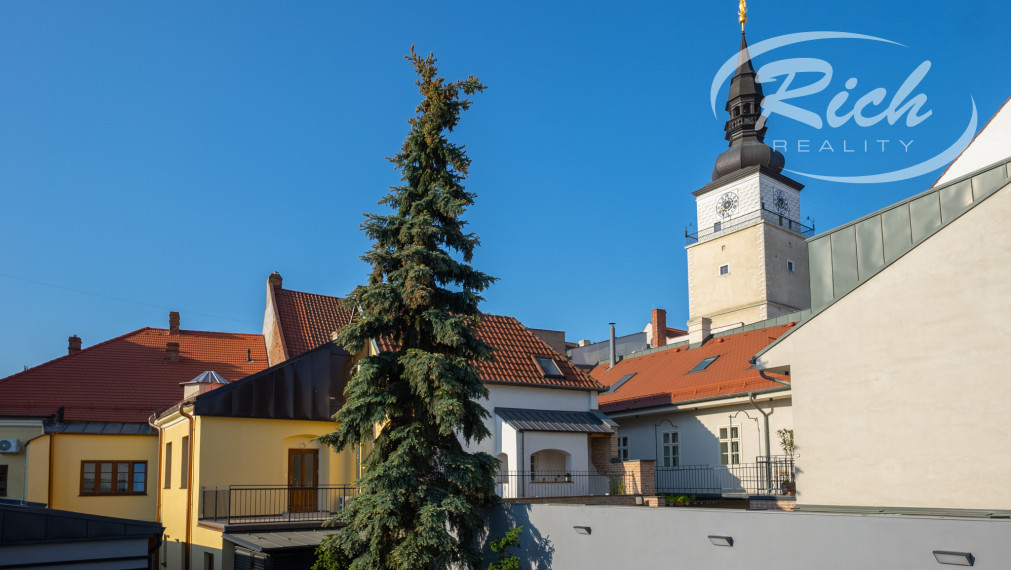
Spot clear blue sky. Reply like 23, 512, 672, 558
0, 1, 1005, 376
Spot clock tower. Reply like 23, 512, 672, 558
686, 9, 812, 332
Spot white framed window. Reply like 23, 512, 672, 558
787, 259, 795, 273
617, 436, 629, 461
719, 264, 730, 276
719, 426, 740, 465
660, 431, 679, 467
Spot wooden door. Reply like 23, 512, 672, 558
288, 449, 318, 513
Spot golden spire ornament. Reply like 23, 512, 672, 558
739, 0, 748, 31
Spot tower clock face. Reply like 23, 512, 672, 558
717, 192, 739, 218
774, 189, 789, 214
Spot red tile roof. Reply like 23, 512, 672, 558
273, 287, 601, 391
273, 288, 354, 357
593, 324, 793, 413
0, 328, 268, 423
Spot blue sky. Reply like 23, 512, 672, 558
0, 0, 1004, 376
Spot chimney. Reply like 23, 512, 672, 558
268, 271, 283, 289
68, 335, 82, 355
687, 317, 712, 346
651, 309, 667, 349
169, 312, 180, 335
608, 323, 616, 368
166, 342, 180, 362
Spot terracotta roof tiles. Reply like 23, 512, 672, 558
273, 288, 354, 357
0, 328, 268, 423
593, 324, 793, 413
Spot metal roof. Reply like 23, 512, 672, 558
0, 503, 162, 545
45, 421, 153, 435
495, 407, 616, 434
183, 370, 229, 385
224, 529, 339, 553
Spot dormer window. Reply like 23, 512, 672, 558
533, 356, 564, 378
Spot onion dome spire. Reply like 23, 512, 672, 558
711, 2, 786, 181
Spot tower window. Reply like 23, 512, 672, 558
714, 221, 722, 233
787, 260, 795, 273
719, 264, 729, 276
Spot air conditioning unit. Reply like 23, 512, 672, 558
0, 439, 20, 453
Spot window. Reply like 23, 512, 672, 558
180, 436, 189, 489
164, 442, 172, 489
606, 373, 636, 394
713, 221, 722, 232
787, 260, 795, 272
533, 357, 563, 378
0, 465, 7, 497
660, 431, 679, 467
719, 426, 740, 465
689, 356, 719, 373
719, 264, 729, 276
80, 461, 147, 495
204, 552, 214, 570
617, 436, 629, 461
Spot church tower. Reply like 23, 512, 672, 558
686, 2, 812, 333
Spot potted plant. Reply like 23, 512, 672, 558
781, 479, 796, 496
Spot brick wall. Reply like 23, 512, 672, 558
589, 434, 656, 496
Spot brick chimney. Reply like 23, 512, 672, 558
169, 311, 180, 335
687, 317, 712, 346
68, 335, 82, 355
651, 309, 667, 349
166, 342, 180, 362
268, 271, 283, 289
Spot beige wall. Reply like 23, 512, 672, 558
759, 182, 1011, 510
0, 422, 44, 501
688, 224, 767, 329
763, 225, 810, 313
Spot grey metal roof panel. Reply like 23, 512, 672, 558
0, 503, 162, 545
224, 529, 339, 553
755, 156, 1011, 362
45, 422, 153, 435
495, 407, 615, 434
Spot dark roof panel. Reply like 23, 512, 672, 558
495, 407, 615, 434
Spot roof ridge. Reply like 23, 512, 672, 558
0, 327, 153, 382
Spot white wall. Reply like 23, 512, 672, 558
462, 384, 600, 479
760, 181, 1011, 510
936, 97, 1011, 185
609, 394, 792, 467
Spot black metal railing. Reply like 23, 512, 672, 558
495, 471, 623, 499
686, 208, 815, 245
199, 484, 357, 525
655, 456, 795, 496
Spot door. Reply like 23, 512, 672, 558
288, 449, 318, 513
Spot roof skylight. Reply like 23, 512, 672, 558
534, 357, 564, 378
689, 356, 719, 373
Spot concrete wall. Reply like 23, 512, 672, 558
610, 393, 792, 468
759, 181, 1011, 510
0, 421, 43, 501
484, 502, 1010, 570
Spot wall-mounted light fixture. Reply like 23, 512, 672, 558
708, 535, 733, 547
932, 551, 974, 566
573, 526, 591, 535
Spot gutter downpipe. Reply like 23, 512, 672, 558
748, 356, 792, 493
179, 406, 196, 570
148, 414, 163, 524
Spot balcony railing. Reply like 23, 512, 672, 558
656, 456, 795, 497
199, 485, 357, 525
686, 208, 815, 246
495, 471, 622, 499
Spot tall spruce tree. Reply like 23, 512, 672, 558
316, 48, 498, 570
